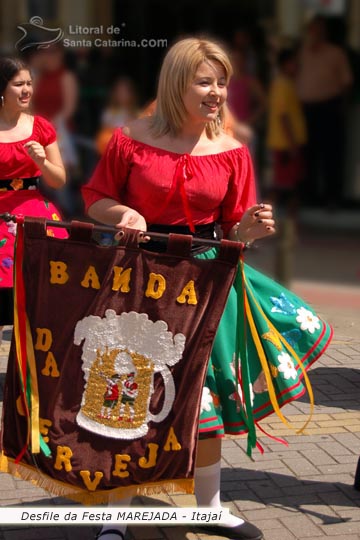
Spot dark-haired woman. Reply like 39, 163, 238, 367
0, 57, 67, 342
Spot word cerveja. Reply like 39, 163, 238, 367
25, 418, 183, 491
49, 261, 198, 305
52, 428, 181, 491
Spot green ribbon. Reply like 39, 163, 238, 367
235, 264, 257, 458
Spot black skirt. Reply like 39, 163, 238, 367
144, 222, 219, 254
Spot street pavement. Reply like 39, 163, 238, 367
0, 210, 359, 540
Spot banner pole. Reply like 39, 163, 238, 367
0, 212, 235, 249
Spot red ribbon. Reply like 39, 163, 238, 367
255, 421, 289, 448
13, 214, 30, 463
14, 215, 27, 392
176, 155, 195, 233
150, 154, 195, 233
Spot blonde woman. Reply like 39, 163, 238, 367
83, 36, 331, 540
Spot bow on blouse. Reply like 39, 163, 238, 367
152, 154, 195, 233
176, 154, 195, 233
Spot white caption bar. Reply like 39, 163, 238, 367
0, 506, 230, 525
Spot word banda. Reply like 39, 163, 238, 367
50, 261, 198, 304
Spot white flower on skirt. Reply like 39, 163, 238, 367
229, 382, 254, 407
200, 386, 213, 413
296, 306, 320, 334
277, 352, 297, 380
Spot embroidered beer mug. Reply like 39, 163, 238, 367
74, 309, 186, 439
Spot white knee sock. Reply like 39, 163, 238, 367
99, 495, 132, 539
195, 460, 244, 527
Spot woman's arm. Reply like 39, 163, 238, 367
88, 198, 147, 231
24, 139, 66, 189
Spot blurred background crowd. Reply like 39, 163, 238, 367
0, 0, 359, 291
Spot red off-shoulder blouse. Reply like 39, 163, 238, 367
82, 128, 257, 236
0, 116, 57, 179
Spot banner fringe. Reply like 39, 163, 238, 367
0, 453, 194, 505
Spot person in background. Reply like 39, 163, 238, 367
0, 56, 67, 345
266, 47, 307, 215
227, 48, 267, 131
95, 76, 140, 247
355, 457, 360, 491
229, 26, 271, 188
227, 47, 267, 173
296, 14, 353, 208
231, 27, 260, 80
95, 76, 139, 156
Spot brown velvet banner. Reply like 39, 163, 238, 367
1, 218, 242, 503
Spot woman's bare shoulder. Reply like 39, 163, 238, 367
218, 132, 243, 152
122, 117, 152, 142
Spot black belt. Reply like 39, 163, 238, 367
144, 222, 219, 254
0, 177, 39, 191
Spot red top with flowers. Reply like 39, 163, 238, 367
0, 115, 56, 179
0, 116, 65, 292
82, 128, 257, 236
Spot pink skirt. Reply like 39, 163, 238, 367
0, 189, 68, 288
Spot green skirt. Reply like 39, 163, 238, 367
196, 248, 333, 454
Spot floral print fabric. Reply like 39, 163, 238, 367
196, 249, 333, 438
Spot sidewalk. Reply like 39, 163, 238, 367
1, 223, 360, 540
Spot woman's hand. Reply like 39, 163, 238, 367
24, 140, 46, 166
24, 140, 66, 189
231, 203, 275, 243
115, 209, 149, 242
117, 209, 147, 231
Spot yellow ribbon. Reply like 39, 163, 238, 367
26, 318, 40, 454
241, 263, 314, 434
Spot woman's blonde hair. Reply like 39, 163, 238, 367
150, 36, 233, 138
